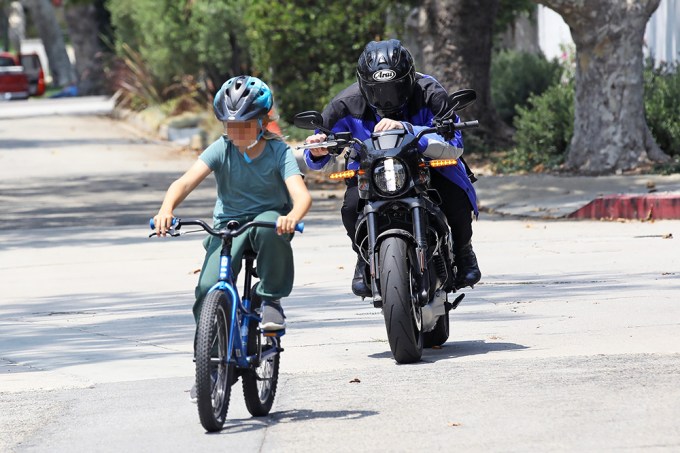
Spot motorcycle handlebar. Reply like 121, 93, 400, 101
416, 119, 479, 141
456, 120, 479, 130
296, 140, 345, 155
300, 118, 479, 158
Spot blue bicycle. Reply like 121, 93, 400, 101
149, 217, 303, 432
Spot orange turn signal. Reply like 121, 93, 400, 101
329, 170, 357, 180
427, 159, 458, 168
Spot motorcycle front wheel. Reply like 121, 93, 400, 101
379, 236, 423, 363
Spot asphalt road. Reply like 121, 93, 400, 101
1, 112, 679, 452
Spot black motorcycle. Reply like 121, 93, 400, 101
295, 89, 479, 363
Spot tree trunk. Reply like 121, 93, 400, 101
539, 0, 669, 174
64, 1, 103, 95
407, 0, 513, 145
21, 0, 75, 87
7, 0, 26, 55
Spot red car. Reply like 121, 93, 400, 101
0, 52, 29, 100
20, 52, 46, 97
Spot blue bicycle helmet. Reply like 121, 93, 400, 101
213, 76, 273, 121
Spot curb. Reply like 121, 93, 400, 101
567, 193, 680, 220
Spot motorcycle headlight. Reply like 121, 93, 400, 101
373, 158, 407, 195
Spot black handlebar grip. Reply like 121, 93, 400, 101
457, 120, 479, 130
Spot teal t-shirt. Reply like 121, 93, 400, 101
199, 137, 302, 225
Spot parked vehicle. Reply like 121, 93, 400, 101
0, 52, 29, 100
295, 89, 479, 363
20, 52, 46, 97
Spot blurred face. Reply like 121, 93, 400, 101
224, 120, 261, 148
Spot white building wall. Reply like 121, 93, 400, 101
537, 0, 679, 64
537, 5, 572, 60
645, 0, 679, 64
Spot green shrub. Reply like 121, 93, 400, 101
495, 81, 574, 172
491, 50, 562, 125
107, 0, 247, 89
244, 1, 398, 124
644, 61, 680, 157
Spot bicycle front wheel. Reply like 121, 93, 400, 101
195, 290, 235, 432
242, 287, 280, 416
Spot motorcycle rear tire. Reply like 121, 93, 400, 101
379, 236, 423, 363
423, 312, 450, 348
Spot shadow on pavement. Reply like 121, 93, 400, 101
367, 340, 528, 363
1, 290, 195, 369
218, 408, 380, 434
0, 172, 344, 233
0, 137, 149, 149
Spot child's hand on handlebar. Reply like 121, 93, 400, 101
153, 212, 175, 237
304, 133, 329, 157
276, 214, 299, 235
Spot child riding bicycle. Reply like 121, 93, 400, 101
153, 75, 312, 332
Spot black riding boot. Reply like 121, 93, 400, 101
351, 257, 372, 298
455, 242, 481, 288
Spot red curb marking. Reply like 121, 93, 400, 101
568, 194, 680, 220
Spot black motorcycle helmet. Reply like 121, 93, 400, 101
356, 39, 416, 118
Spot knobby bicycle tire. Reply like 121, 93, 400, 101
195, 290, 235, 432
242, 285, 280, 416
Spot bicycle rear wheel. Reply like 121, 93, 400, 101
195, 290, 235, 432
242, 287, 280, 416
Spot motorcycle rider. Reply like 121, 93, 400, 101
303, 39, 481, 297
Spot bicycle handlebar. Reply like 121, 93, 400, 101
149, 218, 304, 237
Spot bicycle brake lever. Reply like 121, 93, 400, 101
148, 229, 181, 238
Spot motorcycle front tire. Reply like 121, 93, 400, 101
379, 236, 423, 363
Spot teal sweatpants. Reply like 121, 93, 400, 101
192, 211, 294, 323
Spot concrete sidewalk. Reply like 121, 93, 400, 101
472, 173, 680, 220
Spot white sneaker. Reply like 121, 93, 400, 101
260, 300, 286, 331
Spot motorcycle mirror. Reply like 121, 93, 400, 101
449, 89, 477, 112
294, 111, 329, 133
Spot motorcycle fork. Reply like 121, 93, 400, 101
366, 210, 382, 307
410, 206, 430, 305
365, 203, 431, 308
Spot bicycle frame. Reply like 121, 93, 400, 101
150, 216, 303, 430
208, 247, 280, 370
150, 217, 296, 370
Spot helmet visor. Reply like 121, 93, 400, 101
360, 73, 413, 114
